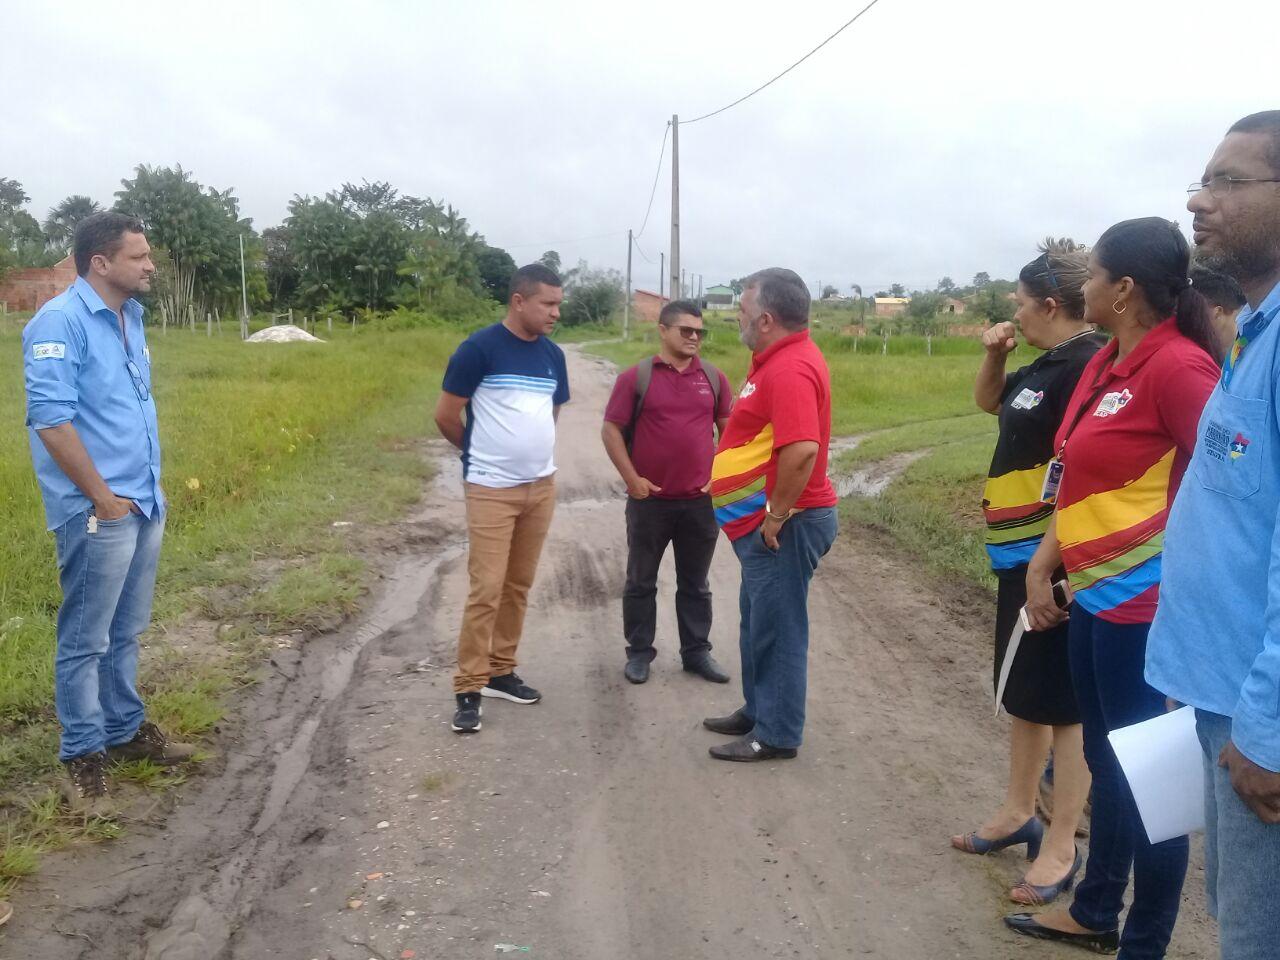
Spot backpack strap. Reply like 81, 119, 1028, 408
700, 360, 723, 412
625, 356, 723, 450
624, 357, 656, 451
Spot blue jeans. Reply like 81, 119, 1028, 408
53, 509, 165, 760
1196, 709, 1280, 960
729, 507, 838, 749
1068, 606, 1189, 959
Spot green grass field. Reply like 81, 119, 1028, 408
590, 326, 1031, 592
1, 313, 1012, 891
0, 319, 471, 891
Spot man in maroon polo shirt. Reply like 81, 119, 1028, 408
602, 300, 734, 685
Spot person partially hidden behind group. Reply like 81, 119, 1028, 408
955, 239, 1102, 905
1005, 218, 1221, 958
1189, 264, 1247, 361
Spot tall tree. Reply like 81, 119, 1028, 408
889, 282, 906, 297
538, 250, 561, 274
43, 195, 103, 252
936, 276, 956, 294
115, 165, 258, 319
0, 177, 56, 270
972, 271, 991, 289
476, 243, 516, 302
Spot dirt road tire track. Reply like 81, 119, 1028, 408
3, 346, 1214, 959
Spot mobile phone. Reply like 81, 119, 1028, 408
1019, 579, 1072, 632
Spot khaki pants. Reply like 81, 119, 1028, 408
454, 475, 556, 693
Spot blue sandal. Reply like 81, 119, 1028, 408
1010, 847, 1082, 905
951, 816, 1043, 859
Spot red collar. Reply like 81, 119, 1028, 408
749, 330, 811, 374
652, 354, 704, 374
1091, 320, 1182, 384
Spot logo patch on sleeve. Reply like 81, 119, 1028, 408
32, 341, 66, 360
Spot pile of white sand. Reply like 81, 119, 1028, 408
245, 325, 325, 343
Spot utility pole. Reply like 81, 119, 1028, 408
238, 234, 250, 336
660, 252, 665, 300
624, 229, 632, 340
682, 268, 686, 300
697, 274, 703, 304
669, 114, 680, 303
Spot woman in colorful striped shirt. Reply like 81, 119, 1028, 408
953, 241, 1102, 906
1006, 219, 1220, 958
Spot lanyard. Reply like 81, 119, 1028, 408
1056, 378, 1112, 463
1223, 303, 1280, 388
1222, 334, 1249, 388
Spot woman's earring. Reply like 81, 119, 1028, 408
1111, 299, 1127, 315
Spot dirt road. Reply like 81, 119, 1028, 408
4, 346, 1215, 959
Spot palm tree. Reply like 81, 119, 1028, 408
43, 195, 102, 252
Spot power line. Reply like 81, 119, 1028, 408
682, 0, 884, 126
634, 121, 670, 240
632, 237, 655, 264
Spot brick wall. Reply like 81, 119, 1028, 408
0, 257, 76, 313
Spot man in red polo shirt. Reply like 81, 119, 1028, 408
602, 299, 734, 685
702, 268, 839, 762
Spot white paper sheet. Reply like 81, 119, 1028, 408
1108, 706, 1205, 844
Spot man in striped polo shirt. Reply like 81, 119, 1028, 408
702, 268, 839, 762
434, 264, 570, 734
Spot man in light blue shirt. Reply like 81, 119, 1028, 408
1149, 111, 1280, 960
23, 212, 193, 819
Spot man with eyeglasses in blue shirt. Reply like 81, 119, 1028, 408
23, 212, 193, 820
1148, 111, 1280, 960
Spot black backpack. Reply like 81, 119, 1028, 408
623, 356, 724, 450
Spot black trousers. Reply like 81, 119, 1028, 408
623, 495, 719, 663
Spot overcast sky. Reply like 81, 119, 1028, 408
4, 0, 1276, 294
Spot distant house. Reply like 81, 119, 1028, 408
632, 289, 669, 324
873, 296, 910, 317
0, 255, 76, 313
944, 297, 967, 315
703, 284, 735, 309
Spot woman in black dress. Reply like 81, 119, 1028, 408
951, 240, 1102, 905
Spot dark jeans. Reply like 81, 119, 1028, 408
623, 495, 719, 664
1067, 605, 1188, 960
730, 508, 838, 749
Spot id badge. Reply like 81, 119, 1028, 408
1040, 458, 1064, 504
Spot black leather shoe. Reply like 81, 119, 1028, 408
683, 654, 730, 683
1004, 914, 1118, 954
709, 736, 797, 762
624, 659, 650, 684
702, 708, 753, 736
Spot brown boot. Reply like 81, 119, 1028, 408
106, 722, 196, 766
62, 751, 117, 819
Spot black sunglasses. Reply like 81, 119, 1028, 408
665, 324, 706, 340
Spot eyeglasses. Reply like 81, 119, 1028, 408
666, 324, 706, 341
126, 359, 150, 401
1187, 176, 1280, 198
1041, 253, 1060, 293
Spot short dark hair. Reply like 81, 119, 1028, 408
744, 267, 810, 330
509, 263, 562, 302
74, 212, 145, 276
1190, 265, 1247, 311
659, 299, 702, 325
1228, 110, 1280, 175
